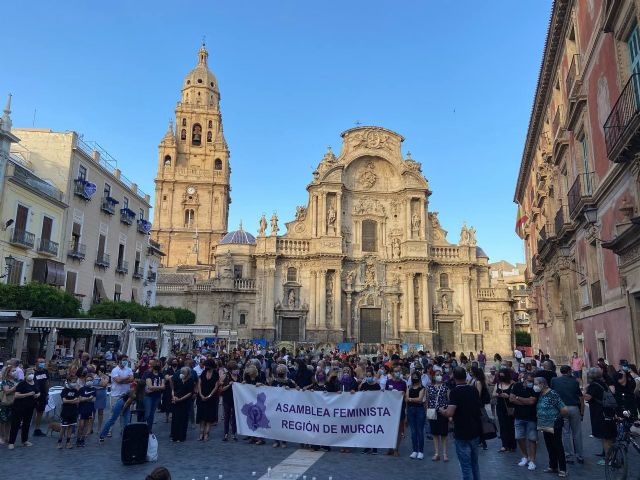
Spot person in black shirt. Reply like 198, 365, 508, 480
439, 367, 482, 480
32, 357, 48, 437
359, 367, 381, 455
171, 367, 195, 442
8, 368, 40, 449
268, 364, 297, 448
77, 374, 96, 447
509, 372, 539, 470
218, 361, 240, 443
59, 377, 80, 449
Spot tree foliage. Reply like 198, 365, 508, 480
89, 301, 195, 324
0, 282, 80, 317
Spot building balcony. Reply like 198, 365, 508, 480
552, 105, 564, 142
100, 197, 117, 215
137, 219, 152, 235
554, 203, 573, 239
604, 73, 640, 162
115, 260, 129, 275
532, 254, 543, 275
9, 228, 35, 249
120, 208, 136, 225
67, 242, 86, 260
37, 238, 59, 256
566, 54, 581, 98
73, 178, 96, 200
234, 278, 256, 290
567, 172, 597, 219
147, 271, 157, 283
95, 252, 110, 269
132, 265, 144, 279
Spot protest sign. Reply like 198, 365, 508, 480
232, 384, 403, 448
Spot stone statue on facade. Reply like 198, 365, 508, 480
327, 204, 336, 232
345, 270, 354, 289
295, 205, 307, 221
270, 213, 279, 236
411, 212, 421, 232
441, 294, 449, 311
364, 264, 376, 286
468, 226, 477, 246
459, 223, 469, 245
288, 289, 295, 309
392, 237, 401, 259
258, 214, 267, 237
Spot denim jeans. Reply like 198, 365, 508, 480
454, 437, 481, 480
562, 405, 583, 460
143, 395, 161, 432
407, 406, 426, 453
100, 397, 131, 439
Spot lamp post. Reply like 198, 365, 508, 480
1, 255, 15, 280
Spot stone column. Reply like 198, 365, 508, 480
265, 267, 276, 331
311, 194, 317, 237
309, 270, 316, 329
334, 271, 341, 331
321, 194, 327, 236
391, 300, 399, 339
319, 270, 326, 329
406, 198, 412, 239
420, 199, 426, 240
336, 193, 342, 237
407, 273, 415, 331
422, 274, 431, 331
346, 292, 352, 340
462, 275, 472, 331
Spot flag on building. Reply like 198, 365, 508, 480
515, 204, 528, 239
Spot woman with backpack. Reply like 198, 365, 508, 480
470, 366, 491, 450
584, 367, 617, 466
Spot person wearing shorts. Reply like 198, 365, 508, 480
77, 374, 96, 447
509, 372, 539, 471
59, 378, 80, 449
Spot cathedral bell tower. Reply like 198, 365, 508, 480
152, 43, 231, 267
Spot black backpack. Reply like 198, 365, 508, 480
480, 384, 491, 405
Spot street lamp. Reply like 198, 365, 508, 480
558, 245, 584, 277
583, 207, 598, 225
1, 255, 15, 279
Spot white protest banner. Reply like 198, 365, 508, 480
232, 383, 403, 448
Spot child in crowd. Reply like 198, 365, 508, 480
59, 376, 80, 449
77, 373, 96, 447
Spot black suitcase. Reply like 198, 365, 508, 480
121, 422, 149, 465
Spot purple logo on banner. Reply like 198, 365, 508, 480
84, 182, 97, 198
241, 392, 271, 431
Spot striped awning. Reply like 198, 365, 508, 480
29, 318, 125, 330
163, 324, 217, 337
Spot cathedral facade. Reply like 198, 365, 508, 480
154, 46, 515, 355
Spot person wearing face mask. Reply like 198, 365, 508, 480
358, 367, 381, 455
550, 365, 584, 465
0, 367, 18, 445
269, 364, 297, 448
31, 357, 49, 437
509, 372, 539, 471
385, 366, 407, 456
197, 359, 220, 442
161, 359, 178, 423
406, 372, 426, 459
7, 368, 40, 450
170, 366, 195, 442
493, 367, 516, 452
143, 360, 165, 433
110, 356, 134, 400
218, 360, 240, 442
76, 373, 96, 447
91, 364, 109, 435
339, 366, 358, 393
59, 376, 80, 449
426, 371, 449, 461
534, 377, 569, 477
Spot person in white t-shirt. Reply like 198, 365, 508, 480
514, 349, 524, 364
110, 357, 134, 398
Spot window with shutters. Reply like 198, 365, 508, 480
41, 216, 53, 242
65, 271, 77, 295
7, 259, 24, 285
440, 273, 449, 289
287, 267, 297, 283
362, 220, 377, 252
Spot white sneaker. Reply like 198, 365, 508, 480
417, 452, 424, 460
527, 461, 536, 471
409, 452, 418, 459
518, 457, 529, 467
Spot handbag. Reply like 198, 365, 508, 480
0, 383, 15, 406
427, 386, 442, 420
480, 409, 497, 440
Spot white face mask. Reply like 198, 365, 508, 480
533, 385, 542, 393
27, 374, 35, 381
435, 375, 443, 383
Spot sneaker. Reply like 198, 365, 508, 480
66, 442, 73, 449
528, 462, 536, 471
57, 441, 63, 449
7, 444, 14, 450
281, 441, 287, 448
362, 448, 371, 454
410, 452, 418, 459
33, 429, 46, 437
272, 441, 280, 448
596, 459, 606, 466
417, 453, 424, 460
518, 457, 529, 467
22, 441, 33, 447
558, 472, 567, 478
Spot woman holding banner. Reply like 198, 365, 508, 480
269, 364, 297, 448
385, 365, 407, 456
359, 366, 381, 455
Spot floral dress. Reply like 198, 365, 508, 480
0, 379, 16, 423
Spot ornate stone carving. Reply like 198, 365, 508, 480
353, 197, 386, 216
468, 226, 477, 246
391, 237, 401, 259
357, 161, 377, 190
459, 222, 469, 245
364, 263, 376, 287
295, 205, 307, 221
287, 289, 296, 308
270, 213, 279, 236
429, 212, 441, 229
403, 152, 422, 172
294, 222, 306, 234
258, 214, 267, 237
348, 129, 394, 151
411, 212, 421, 232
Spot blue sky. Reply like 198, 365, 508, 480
1, 0, 551, 265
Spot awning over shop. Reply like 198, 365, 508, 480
32, 258, 65, 286
163, 324, 217, 338
29, 318, 124, 330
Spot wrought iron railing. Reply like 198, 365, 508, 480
115, 260, 129, 274
10, 228, 35, 248
67, 242, 86, 260
95, 252, 110, 268
554, 203, 569, 236
604, 72, 640, 159
566, 54, 580, 96
38, 238, 59, 256
567, 172, 597, 217
132, 266, 144, 279
120, 208, 135, 225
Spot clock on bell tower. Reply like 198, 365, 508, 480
151, 43, 231, 267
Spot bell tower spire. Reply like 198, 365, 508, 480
198, 41, 208, 66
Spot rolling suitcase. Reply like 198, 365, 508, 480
121, 422, 149, 465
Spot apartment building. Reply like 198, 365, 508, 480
515, 0, 640, 365
10, 129, 157, 310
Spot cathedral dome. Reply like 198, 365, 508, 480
220, 223, 256, 245
182, 44, 219, 94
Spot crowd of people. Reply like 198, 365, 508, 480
0, 344, 639, 480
